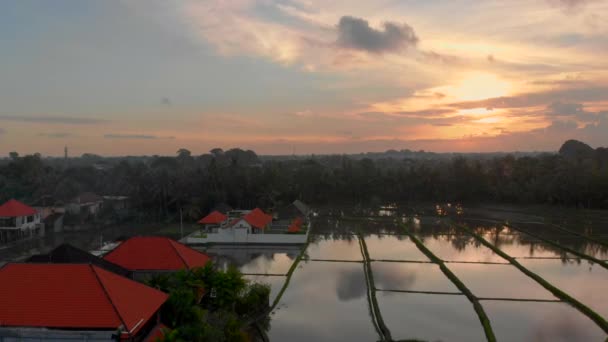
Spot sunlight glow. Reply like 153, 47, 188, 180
450, 72, 513, 101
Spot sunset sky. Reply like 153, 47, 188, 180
1, 0, 608, 156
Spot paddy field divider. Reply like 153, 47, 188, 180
454, 222, 608, 335
358, 233, 393, 342
505, 223, 608, 271
269, 235, 311, 311
402, 226, 497, 342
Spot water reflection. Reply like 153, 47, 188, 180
201, 246, 299, 274
372, 262, 456, 292
364, 235, 428, 261
519, 259, 608, 318
306, 235, 362, 261
335, 268, 367, 301
378, 293, 486, 342
419, 234, 507, 263
269, 262, 377, 342
485, 301, 606, 342
449, 264, 555, 300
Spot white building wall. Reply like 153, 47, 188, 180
184, 230, 308, 245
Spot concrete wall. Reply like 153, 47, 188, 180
0, 327, 114, 341
184, 230, 308, 245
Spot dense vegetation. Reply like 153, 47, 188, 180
1, 140, 607, 222
146, 264, 271, 341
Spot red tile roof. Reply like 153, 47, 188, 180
0, 199, 37, 217
198, 210, 227, 224
288, 217, 303, 233
104, 237, 211, 271
244, 208, 273, 229
0, 263, 167, 337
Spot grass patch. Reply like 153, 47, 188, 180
507, 223, 608, 271
546, 223, 608, 249
403, 227, 497, 342
455, 222, 608, 335
269, 235, 310, 311
358, 233, 392, 342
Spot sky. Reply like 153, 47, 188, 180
1, 0, 608, 156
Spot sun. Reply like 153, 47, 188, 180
450, 72, 512, 101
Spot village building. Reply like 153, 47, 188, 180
27, 243, 131, 277
198, 210, 228, 232
31, 196, 65, 233
103, 195, 130, 212
31, 195, 65, 219
103, 236, 211, 280
186, 205, 309, 245
0, 199, 42, 243
0, 263, 168, 341
67, 192, 104, 216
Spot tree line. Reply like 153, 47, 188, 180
1, 140, 607, 223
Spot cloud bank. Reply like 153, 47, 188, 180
104, 134, 176, 140
336, 16, 418, 53
0, 115, 106, 125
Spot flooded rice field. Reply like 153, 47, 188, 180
200, 204, 608, 341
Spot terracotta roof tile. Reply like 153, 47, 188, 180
104, 237, 211, 271
198, 211, 227, 224
0, 263, 167, 336
243, 208, 272, 229
0, 199, 37, 217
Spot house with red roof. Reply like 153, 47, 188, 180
103, 236, 211, 279
0, 199, 42, 243
185, 207, 308, 245
0, 263, 168, 341
198, 210, 228, 233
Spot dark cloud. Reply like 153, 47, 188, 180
161, 97, 172, 106
548, 101, 604, 123
104, 134, 175, 140
336, 16, 418, 53
549, 0, 592, 11
0, 115, 106, 125
38, 132, 73, 138
335, 269, 366, 301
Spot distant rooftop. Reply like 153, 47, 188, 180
27, 243, 130, 277
0, 199, 37, 218
103, 236, 211, 271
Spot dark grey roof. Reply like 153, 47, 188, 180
275, 200, 310, 220
71, 192, 103, 204
26, 244, 130, 277
293, 200, 310, 216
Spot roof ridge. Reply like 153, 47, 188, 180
168, 239, 190, 269
89, 264, 131, 338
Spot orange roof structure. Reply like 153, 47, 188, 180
104, 236, 211, 271
198, 210, 227, 225
0, 263, 167, 339
288, 217, 303, 233
243, 208, 273, 229
0, 199, 37, 217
